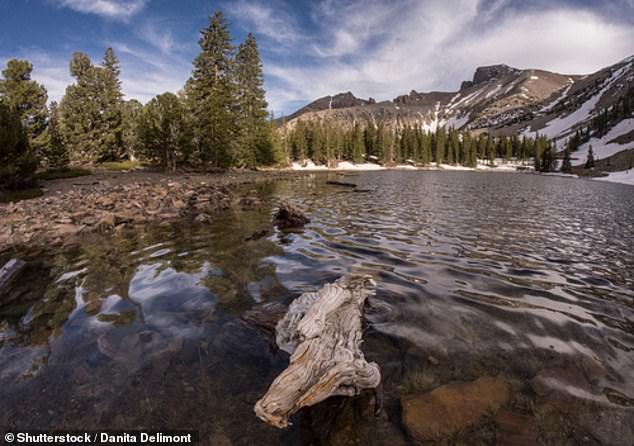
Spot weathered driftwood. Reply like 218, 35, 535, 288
273, 201, 310, 229
0, 258, 25, 291
255, 275, 381, 428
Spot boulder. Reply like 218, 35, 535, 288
0, 258, 25, 291
401, 375, 510, 442
273, 201, 310, 229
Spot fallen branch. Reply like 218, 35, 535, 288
254, 275, 381, 428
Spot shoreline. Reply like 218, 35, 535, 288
290, 161, 634, 186
1, 164, 631, 253
0, 170, 303, 254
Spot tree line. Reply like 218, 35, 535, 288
285, 119, 559, 172
0, 11, 282, 187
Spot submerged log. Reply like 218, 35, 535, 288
255, 275, 381, 428
326, 180, 357, 188
273, 201, 310, 229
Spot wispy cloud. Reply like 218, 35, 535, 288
136, 20, 175, 54
259, 0, 634, 114
54, 0, 147, 21
225, 1, 302, 47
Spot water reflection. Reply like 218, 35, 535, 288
1, 172, 634, 444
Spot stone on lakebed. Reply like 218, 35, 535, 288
401, 375, 510, 442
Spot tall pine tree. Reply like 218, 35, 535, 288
187, 11, 236, 167
234, 33, 273, 166
98, 48, 124, 161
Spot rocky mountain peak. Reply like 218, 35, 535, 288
472, 64, 519, 84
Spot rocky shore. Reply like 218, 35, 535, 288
0, 170, 300, 251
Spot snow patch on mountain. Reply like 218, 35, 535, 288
537, 65, 630, 139
572, 118, 634, 165
444, 112, 471, 129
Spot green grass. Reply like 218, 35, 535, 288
35, 167, 92, 180
98, 160, 144, 171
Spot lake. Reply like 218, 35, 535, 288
1, 171, 633, 445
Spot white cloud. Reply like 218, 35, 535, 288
55, 0, 147, 21
261, 0, 634, 114
226, 1, 302, 46
136, 21, 175, 54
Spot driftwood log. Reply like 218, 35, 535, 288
254, 275, 381, 428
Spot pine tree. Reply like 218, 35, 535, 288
187, 11, 236, 167
585, 145, 595, 169
45, 102, 69, 170
61, 52, 100, 160
234, 33, 272, 167
351, 122, 364, 163
486, 135, 496, 166
435, 128, 446, 164
122, 99, 143, 160
0, 59, 48, 152
136, 93, 194, 172
98, 48, 124, 161
0, 100, 37, 186
561, 145, 572, 173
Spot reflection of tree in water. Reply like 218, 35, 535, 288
1, 181, 293, 389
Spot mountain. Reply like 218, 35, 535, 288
280, 55, 634, 164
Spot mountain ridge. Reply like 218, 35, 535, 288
279, 56, 634, 159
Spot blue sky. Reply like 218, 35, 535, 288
1, 0, 633, 115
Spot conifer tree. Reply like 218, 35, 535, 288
45, 101, 69, 170
0, 59, 48, 150
122, 99, 143, 160
435, 128, 446, 164
585, 145, 595, 169
99, 48, 124, 160
351, 122, 364, 163
561, 145, 572, 173
234, 33, 272, 167
61, 52, 101, 160
0, 100, 37, 186
187, 11, 236, 167
136, 93, 194, 172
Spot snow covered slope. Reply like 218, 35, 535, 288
279, 54, 634, 154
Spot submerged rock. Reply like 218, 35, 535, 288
401, 375, 510, 442
273, 201, 310, 229
0, 258, 25, 291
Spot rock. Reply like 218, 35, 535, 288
495, 409, 539, 446
401, 375, 510, 442
193, 213, 211, 224
273, 201, 310, 229
97, 196, 114, 208
54, 224, 83, 236
244, 229, 269, 241
96, 213, 117, 231
0, 258, 26, 291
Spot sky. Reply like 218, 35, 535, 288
1, 0, 633, 116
